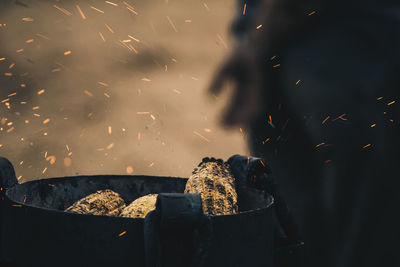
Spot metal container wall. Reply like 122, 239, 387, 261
0, 157, 275, 267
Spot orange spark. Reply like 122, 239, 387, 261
105, 23, 114, 33
105, 1, 119, 6
64, 157, 72, 167
106, 143, 114, 150
126, 166, 134, 174
322, 116, 330, 124
90, 6, 105, 13
84, 90, 93, 97
99, 32, 106, 42
315, 142, 325, 148
36, 33, 50, 40
97, 81, 109, 87
53, 5, 72, 16
387, 100, 395, 106
193, 131, 210, 142
46, 156, 56, 165
362, 144, 371, 149
76, 5, 86, 20
166, 16, 178, 32
217, 34, 227, 49
263, 138, 271, 144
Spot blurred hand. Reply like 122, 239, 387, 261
209, 48, 262, 127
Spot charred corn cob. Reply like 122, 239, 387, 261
184, 157, 238, 216
120, 194, 158, 218
65, 189, 126, 216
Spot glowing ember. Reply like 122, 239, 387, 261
387, 100, 395, 106
106, 143, 115, 150
46, 156, 56, 165
166, 16, 178, 32
322, 116, 330, 124
22, 17, 34, 22
105, 23, 114, 33
83, 90, 93, 97
106, 1, 119, 7
76, 5, 86, 20
193, 131, 210, 142
118, 231, 127, 237
37, 89, 45, 95
90, 6, 105, 14
126, 166, 134, 174
315, 142, 325, 148
98, 32, 106, 42
123, 2, 138, 15
64, 157, 72, 167
362, 144, 371, 149
53, 5, 72, 16
97, 81, 109, 87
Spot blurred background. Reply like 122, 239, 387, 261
0, 0, 248, 182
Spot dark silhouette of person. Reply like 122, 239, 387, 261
210, 0, 400, 266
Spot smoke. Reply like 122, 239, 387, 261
0, 0, 249, 182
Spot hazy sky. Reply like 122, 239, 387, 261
0, 0, 249, 182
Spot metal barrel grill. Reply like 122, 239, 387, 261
0, 156, 303, 267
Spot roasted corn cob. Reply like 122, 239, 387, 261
65, 189, 126, 216
184, 157, 238, 216
120, 194, 158, 218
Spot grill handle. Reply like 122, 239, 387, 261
144, 193, 210, 267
